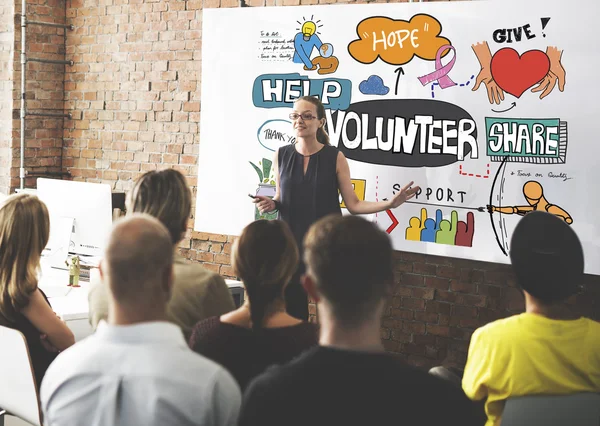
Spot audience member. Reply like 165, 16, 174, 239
41, 214, 241, 426
88, 168, 235, 339
239, 215, 479, 426
189, 219, 318, 390
0, 194, 74, 388
462, 211, 600, 426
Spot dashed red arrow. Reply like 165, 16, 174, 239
385, 210, 398, 234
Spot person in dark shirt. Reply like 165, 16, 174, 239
239, 215, 481, 426
0, 194, 75, 388
252, 95, 419, 321
189, 219, 318, 390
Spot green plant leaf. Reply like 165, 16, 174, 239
262, 158, 272, 181
249, 161, 263, 182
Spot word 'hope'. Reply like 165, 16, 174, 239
372, 29, 419, 51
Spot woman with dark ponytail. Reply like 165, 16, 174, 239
188, 219, 318, 390
253, 96, 420, 320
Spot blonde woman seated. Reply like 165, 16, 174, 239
88, 169, 235, 340
189, 220, 318, 390
0, 194, 75, 387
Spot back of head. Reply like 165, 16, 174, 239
510, 211, 583, 304
232, 220, 299, 330
127, 168, 191, 245
104, 214, 174, 308
0, 194, 50, 322
303, 215, 393, 327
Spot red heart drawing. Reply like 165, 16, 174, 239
490, 48, 550, 98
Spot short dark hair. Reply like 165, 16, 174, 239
127, 168, 191, 245
509, 211, 583, 304
303, 215, 393, 326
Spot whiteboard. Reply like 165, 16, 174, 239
196, 0, 600, 275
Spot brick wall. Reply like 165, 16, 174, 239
0, 0, 13, 195
13, 0, 68, 189
3, 0, 599, 370
62, 0, 201, 195
1, 0, 68, 192
384, 252, 598, 368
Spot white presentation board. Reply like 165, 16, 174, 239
196, 0, 600, 275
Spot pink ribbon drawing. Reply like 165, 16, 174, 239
418, 44, 456, 89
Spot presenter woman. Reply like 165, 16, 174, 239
253, 96, 419, 320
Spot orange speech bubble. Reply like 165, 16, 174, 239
348, 14, 451, 66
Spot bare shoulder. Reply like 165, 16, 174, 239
336, 149, 348, 162
23, 288, 46, 312
336, 150, 349, 173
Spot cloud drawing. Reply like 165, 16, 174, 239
359, 75, 390, 95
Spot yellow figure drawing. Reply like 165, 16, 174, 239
406, 208, 427, 241
339, 179, 366, 209
487, 180, 572, 224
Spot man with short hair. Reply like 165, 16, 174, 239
462, 211, 600, 426
41, 214, 241, 426
88, 168, 235, 340
239, 214, 479, 426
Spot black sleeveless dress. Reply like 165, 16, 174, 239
278, 144, 342, 320
1, 289, 58, 389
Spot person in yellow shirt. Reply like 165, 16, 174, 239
462, 211, 600, 426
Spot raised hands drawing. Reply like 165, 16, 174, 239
472, 41, 505, 105
531, 46, 565, 99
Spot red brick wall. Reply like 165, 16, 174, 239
4, 0, 67, 191
385, 252, 598, 367
62, 0, 201, 195
3, 0, 599, 370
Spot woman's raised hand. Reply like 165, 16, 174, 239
388, 181, 420, 209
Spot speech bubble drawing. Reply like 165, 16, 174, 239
348, 14, 451, 66
257, 119, 296, 152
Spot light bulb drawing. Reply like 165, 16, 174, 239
293, 15, 324, 70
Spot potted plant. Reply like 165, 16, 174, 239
249, 158, 278, 221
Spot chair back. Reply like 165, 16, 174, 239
0, 325, 43, 426
500, 393, 600, 426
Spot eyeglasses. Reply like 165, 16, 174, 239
289, 113, 316, 121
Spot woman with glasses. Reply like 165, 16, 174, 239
253, 96, 419, 320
